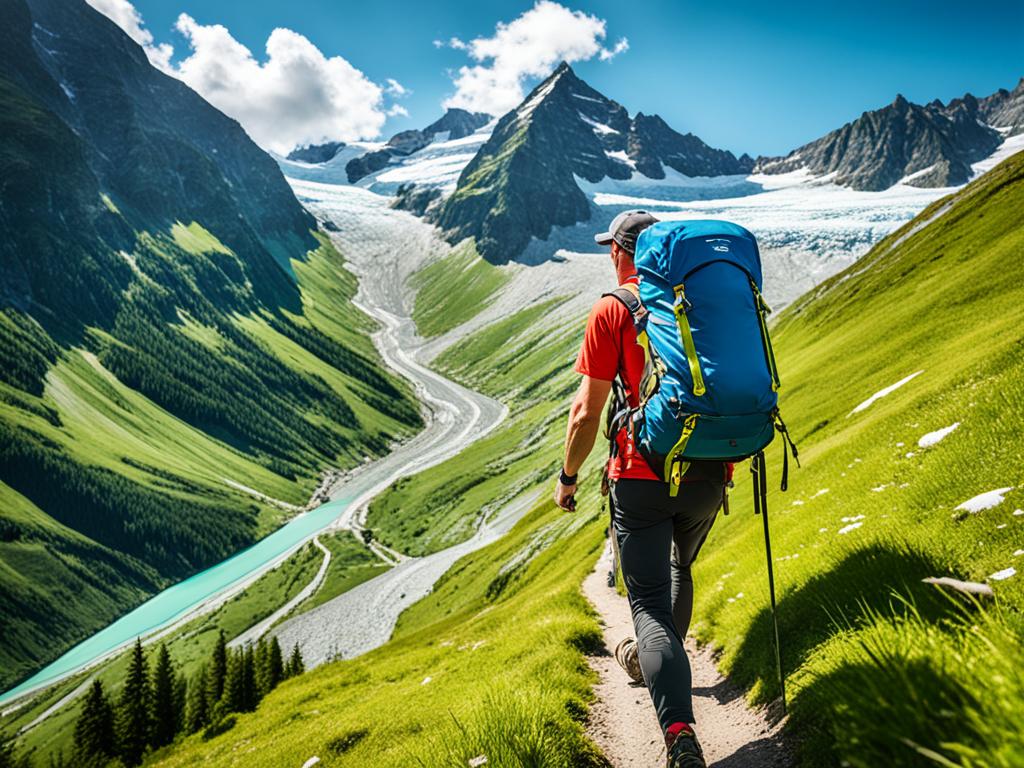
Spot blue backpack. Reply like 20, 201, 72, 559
606, 219, 798, 496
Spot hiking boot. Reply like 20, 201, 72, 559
666, 722, 706, 768
614, 637, 643, 684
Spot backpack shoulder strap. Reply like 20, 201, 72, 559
602, 284, 646, 324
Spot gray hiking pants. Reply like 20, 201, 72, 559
610, 477, 724, 731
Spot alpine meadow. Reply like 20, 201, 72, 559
1, 1, 1022, 767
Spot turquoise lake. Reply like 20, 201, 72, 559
0, 494, 353, 707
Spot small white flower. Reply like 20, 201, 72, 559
989, 567, 1016, 582
838, 522, 863, 535
302, 758, 321, 768
469, 756, 488, 768
421, 676, 432, 685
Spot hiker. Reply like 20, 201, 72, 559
554, 210, 732, 768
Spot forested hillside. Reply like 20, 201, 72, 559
0, 0, 420, 690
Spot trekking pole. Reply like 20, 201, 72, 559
752, 451, 787, 714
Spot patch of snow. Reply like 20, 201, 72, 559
896, 442, 905, 447
578, 112, 619, 134
918, 422, 960, 448
59, 81, 75, 102
996, 524, 1007, 529
971, 133, 1024, 178
989, 567, 1016, 581
791, 500, 805, 506
896, 164, 939, 185
871, 485, 890, 492
1013, 550, 1024, 557
811, 488, 830, 498
956, 488, 1014, 514
905, 452, 916, 458
837, 522, 863, 535
605, 149, 635, 168
421, 676, 432, 685
818, 527, 828, 533
572, 93, 605, 104
302, 758, 321, 768
841, 515, 866, 522
849, 371, 924, 415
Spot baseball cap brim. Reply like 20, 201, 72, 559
594, 231, 614, 245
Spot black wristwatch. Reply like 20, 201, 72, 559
559, 468, 578, 486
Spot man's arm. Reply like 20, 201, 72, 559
554, 374, 613, 510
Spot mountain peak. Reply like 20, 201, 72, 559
438, 66, 751, 262
892, 93, 909, 109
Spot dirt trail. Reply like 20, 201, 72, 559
583, 544, 793, 768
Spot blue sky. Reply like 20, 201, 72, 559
128, 0, 1023, 156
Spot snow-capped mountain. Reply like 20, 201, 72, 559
436, 62, 753, 262
754, 80, 1024, 190
277, 109, 494, 196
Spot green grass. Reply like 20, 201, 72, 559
290, 532, 390, 615
683, 150, 1024, 765
41, 153, 1024, 768
0, 231, 420, 691
149, 492, 610, 768
366, 296, 584, 557
410, 240, 512, 337
9, 538, 325, 764
170, 221, 232, 255
316, 152, 1024, 766
144, 232, 614, 767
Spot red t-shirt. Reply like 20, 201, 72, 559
574, 282, 733, 483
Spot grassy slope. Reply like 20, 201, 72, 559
10, 537, 325, 762
147, 245, 616, 767
685, 150, 1024, 766
0, 231, 420, 690
409, 239, 512, 337
365, 297, 576, 556
135, 153, 1022, 767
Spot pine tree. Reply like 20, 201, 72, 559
173, 672, 187, 735
72, 680, 116, 764
286, 644, 305, 678
254, 638, 270, 700
241, 645, 257, 712
0, 735, 33, 768
116, 638, 151, 767
209, 630, 228, 703
150, 644, 177, 748
268, 637, 285, 690
221, 650, 244, 714
185, 665, 210, 734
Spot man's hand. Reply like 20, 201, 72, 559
554, 477, 577, 511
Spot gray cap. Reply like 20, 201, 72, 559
594, 209, 658, 252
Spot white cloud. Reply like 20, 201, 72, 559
387, 104, 410, 117
85, 0, 406, 153
441, 1, 628, 116
599, 37, 629, 61
173, 15, 393, 153
385, 78, 409, 97
85, 0, 174, 72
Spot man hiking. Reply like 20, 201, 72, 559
554, 210, 731, 768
